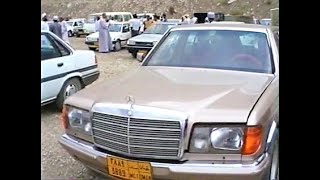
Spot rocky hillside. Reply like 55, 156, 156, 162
41, 0, 279, 19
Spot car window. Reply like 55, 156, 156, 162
109, 24, 122, 32
49, 36, 71, 56
122, 24, 130, 32
124, 15, 131, 21
41, 34, 62, 60
144, 24, 175, 34
144, 30, 274, 74
74, 22, 78, 26
114, 15, 123, 22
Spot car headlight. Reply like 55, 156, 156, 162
152, 41, 158, 45
64, 106, 92, 134
189, 125, 262, 155
127, 40, 135, 45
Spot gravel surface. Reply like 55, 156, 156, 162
41, 37, 139, 179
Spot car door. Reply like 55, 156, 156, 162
121, 23, 131, 45
41, 32, 75, 104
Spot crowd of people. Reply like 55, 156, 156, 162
41, 13, 70, 44
41, 12, 195, 54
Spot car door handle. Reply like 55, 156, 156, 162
57, 63, 64, 67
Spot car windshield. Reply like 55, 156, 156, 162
87, 15, 97, 23
144, 30, 273, 74
67, 22, 73, 26
144, 24, 175, 34
109, 24, 122, 32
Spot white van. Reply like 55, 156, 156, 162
82, 12, 133, 35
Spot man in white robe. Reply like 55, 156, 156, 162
98, 13, 111, 53
41, 13, 49, 31
60, 17, 70, 44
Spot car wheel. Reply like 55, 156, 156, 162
56, 78, 82, 110
89, 47, 97, 51
264, 132, 279, 180
114, 40, 121, 51
131, 52, 137, 58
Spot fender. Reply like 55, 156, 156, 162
265, 121, 278, 153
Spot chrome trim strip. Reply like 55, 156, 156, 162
129, 126, 181, 131
92, 103, 188, 121
93, 119, 128, 127
94, 136, 128, 146
265, 121, 278, 152
128, 115, 131, 154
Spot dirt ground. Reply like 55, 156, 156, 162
41, 37, 139, 179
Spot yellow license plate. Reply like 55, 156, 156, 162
107, 156, 152, 180
138, 50, 148, 54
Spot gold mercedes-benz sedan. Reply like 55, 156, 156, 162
59, 23, 279, 180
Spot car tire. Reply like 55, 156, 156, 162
131, 52, 137, 58
264, 130, 279, 180
89, 47, 97, 51
68, 30, 73, 37
114, 40, 121, 51
56, 78, 82, 110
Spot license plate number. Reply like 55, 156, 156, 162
107, 156, 152, 180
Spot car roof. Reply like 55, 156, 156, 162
137, 13, 155, 15
170, 23, 270, 33
155, 21, 180, 25
111, 21, 130, 24
68, 18, 85, 21
90, 12, 132, 16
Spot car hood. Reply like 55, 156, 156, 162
129, 34, 163, 42
66, 67, 274, 123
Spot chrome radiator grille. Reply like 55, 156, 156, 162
91, 112, 183, 159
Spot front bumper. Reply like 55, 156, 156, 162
76, 30, 89, 36
85, 41, 98, 49
126, 45, 153, 53
59, 134, 271, 180
85, 41, 117, 49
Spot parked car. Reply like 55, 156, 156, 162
67, 18, 86, 36
59, 23, 279, 180
137, 13, 155, 21
73, 26, 85, 37
126, 21, 180, 59
260, 18, 271, 26
41, 30, 100, 109
253, 18, 260, 24
85, 22, 131, 51
82, 12, 133, 36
